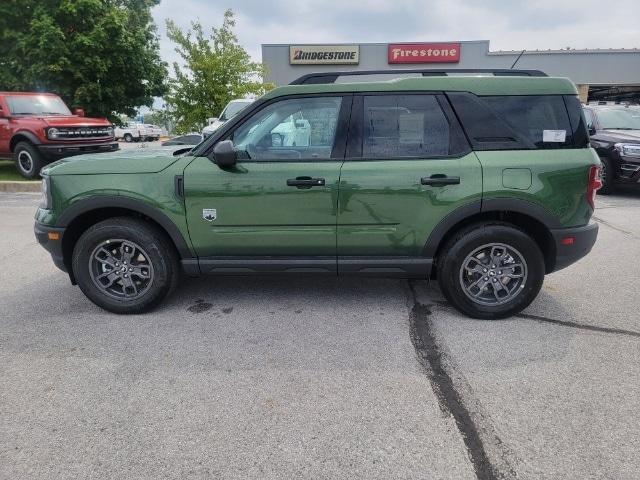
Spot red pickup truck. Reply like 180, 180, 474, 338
0, 92, 118, 178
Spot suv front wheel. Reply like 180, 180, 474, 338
14, 141, 46, 179
437, 223, 545, 319
598, 156, 615, 195
72, 217, 178, 314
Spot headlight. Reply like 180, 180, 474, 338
47, 127, 60, 140
40, 176, 52, 210
106, 126, 114, 137
614, 143, 640, 157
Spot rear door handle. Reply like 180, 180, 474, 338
421, 174, 460, 186
287, 176, 325, 189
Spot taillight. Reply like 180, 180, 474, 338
586, 165, 602, 210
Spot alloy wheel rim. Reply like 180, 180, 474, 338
18, 151, 33, 174
459, 243, 528, 306
89, 239, 154, 300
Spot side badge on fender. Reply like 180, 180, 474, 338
202, 209, 217, 222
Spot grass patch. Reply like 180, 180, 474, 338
0, 160, 30, 181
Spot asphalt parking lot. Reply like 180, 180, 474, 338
1, 189, 639, 480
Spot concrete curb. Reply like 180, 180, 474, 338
0, 181, 41, 193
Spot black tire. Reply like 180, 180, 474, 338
14, 141, 46, 179
72, 217, 178, 314
437, 223, 545, 320
123, 133, 133, 142
598, 156, 615, 195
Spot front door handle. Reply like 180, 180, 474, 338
421, 174, 461, 186
287, 176, 325, 189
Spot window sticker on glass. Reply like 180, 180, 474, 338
399, 113, 425, 145
543, 130, 566, 143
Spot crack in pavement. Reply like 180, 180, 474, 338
592, 215, 639, 239
430, 300, 640, 339
407, 281, 511, 480
515, 312, 640, 338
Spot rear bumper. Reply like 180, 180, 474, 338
550, 222, 598, 272
34, 221, 68, 274
37, 142, 119, 160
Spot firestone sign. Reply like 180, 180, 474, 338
388, 43, 461, 64
289, 45, 360, 65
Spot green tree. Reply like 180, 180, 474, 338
0, 0, 167, 121
165, 9, 272, 133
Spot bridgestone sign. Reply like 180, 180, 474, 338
289, 45, 360, 65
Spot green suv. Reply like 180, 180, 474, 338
35, 70, 601, 319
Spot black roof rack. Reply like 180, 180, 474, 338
289, 68, 548, 85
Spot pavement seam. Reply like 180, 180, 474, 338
431, 300, 640, 338
515, 312, 640, 338
406, 281, 506, 480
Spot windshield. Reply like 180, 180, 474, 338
5, 95, 71, 115
596, 108, 640, 130
220, 101, 251, 121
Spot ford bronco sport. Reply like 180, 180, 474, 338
34, 70, 601, 319
0, 92, 117, 179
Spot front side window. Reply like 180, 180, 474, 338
232, 97, 342, 161
6, 95, 71, 116
363, 95, 450, 158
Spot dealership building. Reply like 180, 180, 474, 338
262, 40, 640, 103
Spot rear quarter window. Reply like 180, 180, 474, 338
448, 93, 580, 150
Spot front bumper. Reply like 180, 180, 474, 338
550, 222, 598, 272
34, 221, 68, 274
37, 142, 119, 160
619, 159, 640, 182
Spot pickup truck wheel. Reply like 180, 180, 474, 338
72, 217, 178, 314
14, 141, 45, 179
598, 157, 615, 195
123, 133, 133, 142
437, 223, 544, 320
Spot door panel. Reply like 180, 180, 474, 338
184, 95, 349, 259
183, 157, 341, 257
0, 119, 10, 156
337, 153, 482, 257
337, 93, 482, 259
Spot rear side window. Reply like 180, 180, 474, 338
362, 94, 460, 158
448, 93, 579, 150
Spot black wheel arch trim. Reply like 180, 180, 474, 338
11, 131, 42, 149
422, 197, 561, 257
55, 196, 193, 258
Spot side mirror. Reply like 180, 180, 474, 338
209, 117, 219, 125
213, 139, 237, 167
588, 126, 596, 135
73, 107, 85, 117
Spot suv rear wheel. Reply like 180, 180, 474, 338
72, 217, 178, 314
437, 223, 544, 319
14, 141, 45, 179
